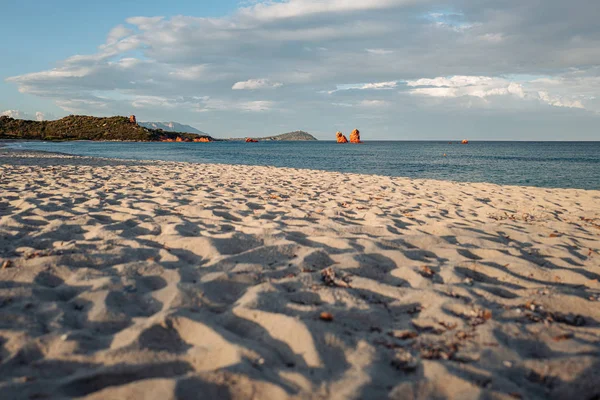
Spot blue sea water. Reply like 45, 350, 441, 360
7, 141, 600, 190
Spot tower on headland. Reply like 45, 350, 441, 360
129, 115, 137, 124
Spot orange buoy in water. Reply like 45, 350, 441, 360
461, 139, 469, 144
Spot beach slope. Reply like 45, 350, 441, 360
1, 149, 599, 399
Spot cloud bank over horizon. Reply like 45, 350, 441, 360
1, 109, 55, 122
4, 0, 600, 139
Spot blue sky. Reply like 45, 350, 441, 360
1, 0, 239, 114
3, 0, 600, 140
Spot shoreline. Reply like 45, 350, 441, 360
3, 145, 598, 193
5, 138, 600, 143
1, 149, 599, 399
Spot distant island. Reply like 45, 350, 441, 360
0, 115, 317, 143
228, 131, 317, 141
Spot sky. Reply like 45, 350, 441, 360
2, 0, 600, 140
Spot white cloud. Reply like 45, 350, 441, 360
8, 68, 91, 84
407, 76, 494, 88
132, 95, 178, 109
54, 99, 108, 114
407, 75, 588, 109
527, 71, 600, 110
432, 21, 476, 32
106, 25, 133, 45
366, 48, 394, 55
232, 79, 283, 90
537, 91, 584, 109
425, 11, 475, 32
361, 81, 398, 90
169, 65, 209, 80
239, 100, 274, 112
1, 110, 25, 119
410, 87, 458, 98
195, 98, 274, 112
359, 99, 389, 107
237, 0, 410, 21
4, 0, 600, 138
120, 95, 275, 113
125, 16, 164, 30
328, 81, 398, 93
115, 58, 143, 69
332, 102, 353, 107
479, 33, 504, 43
1, 110, 56, 121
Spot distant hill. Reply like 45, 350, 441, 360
230, 131, 317, 141
0, 115, 215, 142
139, 121, 208, 135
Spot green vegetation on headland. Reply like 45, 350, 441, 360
0, 115, 215, 142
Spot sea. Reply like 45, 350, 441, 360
7, 141, 600, 190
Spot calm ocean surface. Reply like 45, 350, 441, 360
8, 141, 600, 190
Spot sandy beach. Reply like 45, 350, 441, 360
1, 148, 599, 400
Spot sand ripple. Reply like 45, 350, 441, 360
1, 150, 599, 399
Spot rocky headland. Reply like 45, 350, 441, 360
0, 115, 215, 142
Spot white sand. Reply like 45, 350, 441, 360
1, 148, 599, 400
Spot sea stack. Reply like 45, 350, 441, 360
350, 129, 362, 144
336, 131, 348, 143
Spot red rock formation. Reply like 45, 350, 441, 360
350, 129, 362, 144
245, 138, 259, 143
461, 139, 469, 144
336, 131, 348, 143
129, 115, 136, 124
193, 137, 211, 142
